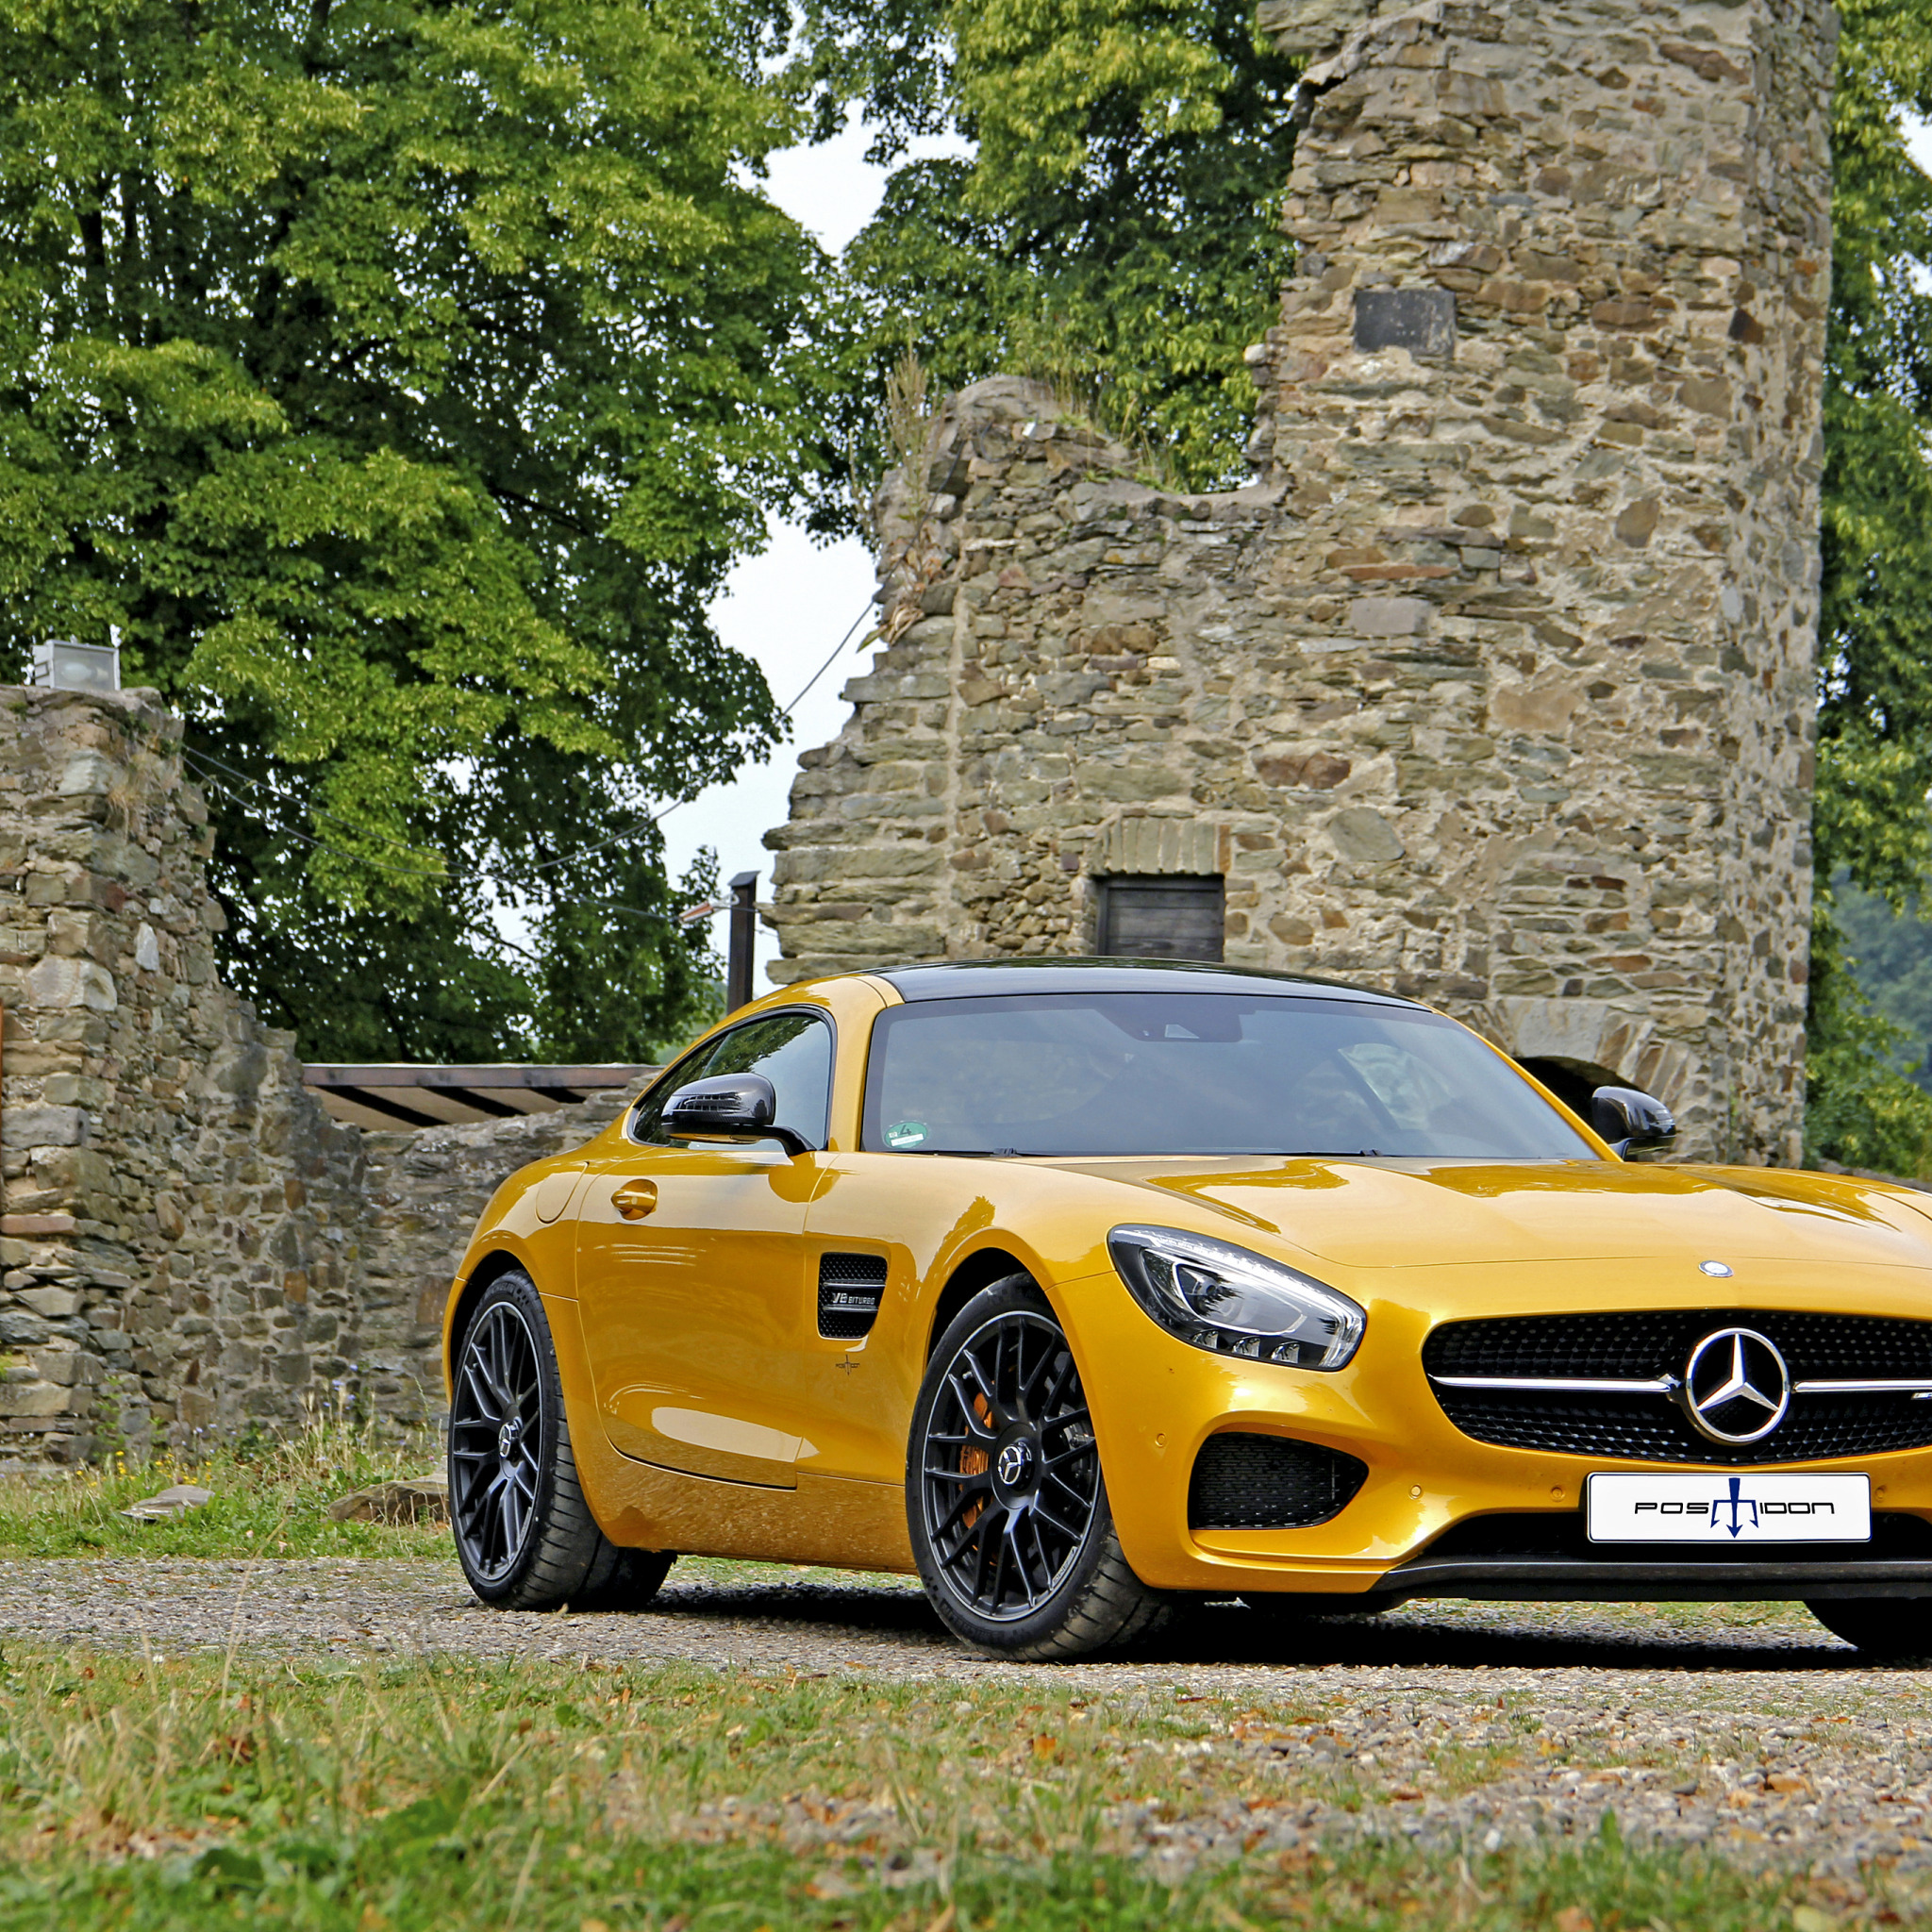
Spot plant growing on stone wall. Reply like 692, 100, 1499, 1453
883, 340, 937, 475
89, 1383, 125, 1466
0, 0, 828, 1062
795, 0, 1296, 511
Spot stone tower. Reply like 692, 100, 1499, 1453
766, 0, 1835, 1165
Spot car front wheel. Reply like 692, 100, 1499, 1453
907, 1275, 1168, 1660
448, 1269, 673, 1611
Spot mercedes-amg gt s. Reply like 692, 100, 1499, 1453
441, 961, 1932, 1659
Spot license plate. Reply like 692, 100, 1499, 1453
1586, 1472, 1871, 1543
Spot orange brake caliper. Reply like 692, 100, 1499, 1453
959, 1392, 993, 1527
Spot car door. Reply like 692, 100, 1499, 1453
794, 1154, 943, 1486
575, 1009, 835, 1488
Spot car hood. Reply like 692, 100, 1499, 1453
1044, 1157, 1932, 1272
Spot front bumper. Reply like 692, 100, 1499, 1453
1361, 1507, 1932, 1603
1057, 1266, 1932, 1602
1369, 1555, 1932, 1604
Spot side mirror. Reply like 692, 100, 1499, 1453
662, 1074, 813, 1156
1591, 1085, 1677, 1158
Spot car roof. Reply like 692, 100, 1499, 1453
868, 958, 1426, 1008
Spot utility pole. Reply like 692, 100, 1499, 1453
726, 871, 758, 1011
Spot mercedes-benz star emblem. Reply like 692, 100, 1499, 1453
1677, 1326, 1790, 1444
996, 1440, 1034, 1488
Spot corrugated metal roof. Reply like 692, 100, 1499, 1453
303, 1063, 655, 1132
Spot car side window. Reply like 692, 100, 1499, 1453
629, 1041, 719, 1146
630, 1011, 834, 1149
703, 1012, 833, 1146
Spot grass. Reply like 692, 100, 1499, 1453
0, 1643, 1889, 1931
0, 1426, 915, 1588
0, 1441, 1914, 1924
0, 1418, 450, 1561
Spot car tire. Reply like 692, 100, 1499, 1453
907, 1274, 1169, 1661
448, 1269, 674, 1612
1804, 1598, 1932, 1661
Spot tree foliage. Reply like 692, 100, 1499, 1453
1829, 876, 1932, 1087
797, 0, 1297, 503
0, 0, 826, 1060
1809, 0, 1932, 1174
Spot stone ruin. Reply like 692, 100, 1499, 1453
0, 686, 641, 1466
767, 0, 1835, 1165
0, 0, 1841, 1464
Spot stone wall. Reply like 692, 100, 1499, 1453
767, 0, 1835, 1165
352, 1091, 635, 1430
0, 686, 640, 1465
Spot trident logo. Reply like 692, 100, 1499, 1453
1709, 1475, 1758, 1539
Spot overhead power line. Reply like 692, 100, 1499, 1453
780, 606, 875, 715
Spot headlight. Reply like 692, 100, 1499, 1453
1107, 1224, 1365, 1370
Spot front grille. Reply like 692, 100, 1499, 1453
817, 1253, 888, 1340
1426, 1311, 1932, 1382
1425, 1310, 1932, 1465
1188, 1433, 1367, 1531
1432, 1391, 1932, 1465
1417, 1510, 1932, 1565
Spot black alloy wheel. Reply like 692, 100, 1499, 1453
908, 1275, 1168, 1659
924, 1304, 1096, 1618
447, 1269, 674, 1612
450, 1294, 545, 1585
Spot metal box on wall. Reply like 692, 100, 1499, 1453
29, 641, 121, 693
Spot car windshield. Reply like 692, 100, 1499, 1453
860, 992, 1598, 1160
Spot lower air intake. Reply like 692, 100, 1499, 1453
818, 1253, 888, 1340
1188, 1433, 1368, 1532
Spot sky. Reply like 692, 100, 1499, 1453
659, 119, 941, 990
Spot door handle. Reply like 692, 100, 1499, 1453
612, 1179, 658, 1221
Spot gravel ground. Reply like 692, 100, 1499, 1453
5, 1557, 1931, 1879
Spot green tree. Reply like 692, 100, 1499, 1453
1809, 0, 1932, 1174
798, 0, 1296, 503
1827, 875, 1932, 1088
0, 0, 825, 1061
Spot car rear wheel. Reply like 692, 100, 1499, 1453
449, 1269, 674, 1611
1805, 1598, 1932, 1661
907, 1275, 1168, 1660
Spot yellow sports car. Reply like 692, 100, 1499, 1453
441, 961, 1932, 1660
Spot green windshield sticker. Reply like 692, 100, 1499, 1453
886, 1120, 929, 1149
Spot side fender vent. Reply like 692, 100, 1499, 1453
819, 1253, 888, 1341
1188, 1433, 1367, 1531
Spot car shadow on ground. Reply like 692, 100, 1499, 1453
1144, 1605, 1872, 1673
643, 1579, 1884, 1672
653, 1578, 951, 1640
